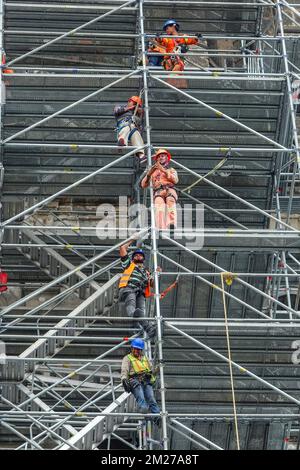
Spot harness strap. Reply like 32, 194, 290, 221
128, 126, 139, 140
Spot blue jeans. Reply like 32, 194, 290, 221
148, 55, 163, 67
131, 381, 160, 415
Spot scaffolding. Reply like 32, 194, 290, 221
0, 0, 300, 450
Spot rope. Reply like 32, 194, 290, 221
133, 87, 144, 118
182, 150, 231, 194
160, 274, 179, 299
220, 272, 240, 450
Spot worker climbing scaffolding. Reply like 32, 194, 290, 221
113, 94, 146, 163
121, 338, 160, 425
118, 238, 156, 338
148, 20, 201, 71
141, 148, 179, 230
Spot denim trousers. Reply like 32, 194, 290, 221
131, 380, 160, 415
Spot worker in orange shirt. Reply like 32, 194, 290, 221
148, 19, 201, 73
141, 148, 178, 230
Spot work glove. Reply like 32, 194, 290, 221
122, 379, 131, 393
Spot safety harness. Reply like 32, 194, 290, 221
163, 45, 185, 71
116, 89, 144, 138
153, 184, 177, 202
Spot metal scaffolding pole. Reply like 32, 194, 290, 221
276, 0, 300, 227
5, 0, 137, 68
139, 0, 168, 450
2, 145, 143, 226
165, 322, 300, 407
152, 75, 288, 151
0, 230, 146, 316
173, 159, 298, 232
161, 235, 299, 318
3, 69, 139, 144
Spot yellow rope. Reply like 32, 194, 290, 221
220, 272, 240, 450
182, 157, 228, 193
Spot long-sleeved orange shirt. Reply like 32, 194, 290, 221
153, 35, 198, 54
141, 167, 178, 190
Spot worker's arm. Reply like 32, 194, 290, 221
178, 36, 199, 46
140, 165, 157, 188
121, 356, 130, 382
141, 174, 150, 188
119, 239, 134, 258
114, 105, 127, 117
166, 168, 179, 185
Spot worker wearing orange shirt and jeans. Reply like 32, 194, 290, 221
141, 148, 178, 230
148, 19, 200, 72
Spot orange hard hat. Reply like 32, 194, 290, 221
153, 148, 171, 162
129, 95, 143, 106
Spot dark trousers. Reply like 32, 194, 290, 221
119, 287, 147, 331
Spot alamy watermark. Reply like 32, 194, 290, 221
291, 340, 300, 365
95, 196, 204, 249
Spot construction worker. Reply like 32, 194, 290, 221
119, 239, 156, 338
121, 338, 160, 423
141, 148, 178, 230
148, 19, 201, 73
114, 95, 146, 163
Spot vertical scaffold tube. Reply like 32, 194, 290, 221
138, 0, 168, 450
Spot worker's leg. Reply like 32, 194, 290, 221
166, 189, 178, 228
117, 125, 130, 147
130, 381, 149, 414
154, 194, 166, 230
129, 126, 145, 160
134, 293, 156, 337
143, 383, 160, 414
148, 55, 163, 67
167, 58, 187, 89
118, 288, 137, 317
133, 292, 145, 331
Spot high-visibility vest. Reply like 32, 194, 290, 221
119, 262, 151, 297
127, 353, 155, 383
